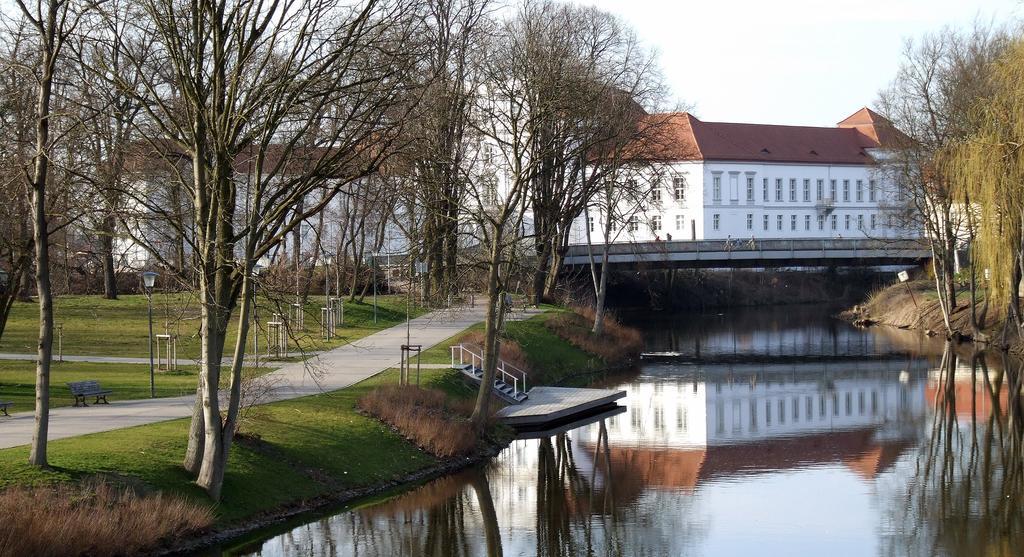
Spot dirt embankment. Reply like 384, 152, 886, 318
841, 280, 1006, 346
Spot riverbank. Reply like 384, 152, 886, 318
841, 279, 1014, 348
0, 304, 640, 556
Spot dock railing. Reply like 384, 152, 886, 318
451, 342, 528, 398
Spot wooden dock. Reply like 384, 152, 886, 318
495, 386, 626, 428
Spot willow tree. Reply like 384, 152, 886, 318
948, 38, 1024, 341
876, 25, 1007, 335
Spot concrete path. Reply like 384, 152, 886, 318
0, 306, 520, 449
0, 353, 283, 367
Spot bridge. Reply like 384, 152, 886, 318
562, 238, 930, 269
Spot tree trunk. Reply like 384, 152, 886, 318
182, 382, 205, 474
470, 235, 505, 427
100, 214, 118, 299
28, 19, 57, 467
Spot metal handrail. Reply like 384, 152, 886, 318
450, 343, 528, 396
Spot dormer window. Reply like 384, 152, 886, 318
809, 150, 818, 156
761, 148, 771, 154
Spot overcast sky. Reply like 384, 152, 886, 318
571, 0, 1022, 127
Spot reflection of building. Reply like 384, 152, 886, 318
575, 362, 927, 492
926, 357, 1008, 419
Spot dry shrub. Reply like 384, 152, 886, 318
358, 385, 479, 458
460, 331, 530, 371
546, 307, 644, 363
0, 482, 213, 557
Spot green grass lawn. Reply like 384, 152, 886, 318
417, 309, 600, 386
0, 367, 441, 524
0, 360, 272, 413
0, 294, 426, 360
0, 361, 202, 412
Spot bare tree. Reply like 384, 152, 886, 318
0, 23, 38, 339
106, 0, 422, 498
876, 25, 1009, 334
11, 0, 87, 467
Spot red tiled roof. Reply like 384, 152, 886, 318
642, 107, 902, 165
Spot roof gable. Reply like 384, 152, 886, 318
638, 108, 905, 165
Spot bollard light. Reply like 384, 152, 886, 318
142, 271, 158, 290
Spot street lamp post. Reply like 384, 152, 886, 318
252, 262, 264, 369
372, 253, 378, 324
142, 271, 158, 398
325, 255, 333, 334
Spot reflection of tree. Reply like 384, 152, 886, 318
886, 342, 1024, 556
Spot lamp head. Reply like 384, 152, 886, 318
142, 271, 158, 289
252, 263, 265, 276
325, 256, 334, 266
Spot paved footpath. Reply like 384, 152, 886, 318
0, 306, 526, 449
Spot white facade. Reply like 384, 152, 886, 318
568, 160, 912, 245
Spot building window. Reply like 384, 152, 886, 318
775, 179, 783, 201
651, 187, 661, 203
804, 214, 810, 230
870, 214, 876, 229
869, 180, 877, 202
816, 179, 824, 201
746, 177, 755, 202
651, 215, 662, 231
791, 214, 797, 230
778, 399, 786, 424
897, 182, 906, 202
843, 180, 850, 202
789, 179, 797, 202
713, 213, 720, 230
777, 214, 783, 230
765, 400, 772, 426
831, 214, 837, 230
818, 215, 824, 230
673, 177, 686, 201
675, 214, 684, 230
803, 179, 810, 202
845, 214, 851, 230
856, 180, 863, 202
762, 178, 769, 201
830, 179, 837, 200
609, 218, 617, 232
713, 175, 722, 203
746, 213, 753, 230
888, 214, 895, 228
857, 214, 864, 230
763, 214, 769, 230
588, 216, 594, 232
628, 216, 639, 232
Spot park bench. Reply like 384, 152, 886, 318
0, 401, 11, 416
67, 380, 113, 407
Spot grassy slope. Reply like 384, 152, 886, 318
0, 294, 425, 359
0, 361, 204, 412
417, 308, 600, 385
0, 368, 437, 524
0, 304, 604, 531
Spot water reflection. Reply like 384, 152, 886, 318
226, 315, 1024, 557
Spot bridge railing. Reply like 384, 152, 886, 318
566, 237, 928, 256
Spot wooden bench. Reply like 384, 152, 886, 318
67, 381, 113, 407
0, 402, 11, 416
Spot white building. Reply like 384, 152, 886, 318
571, 107, 914, 244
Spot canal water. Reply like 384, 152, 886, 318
219, 306, 1024, 556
